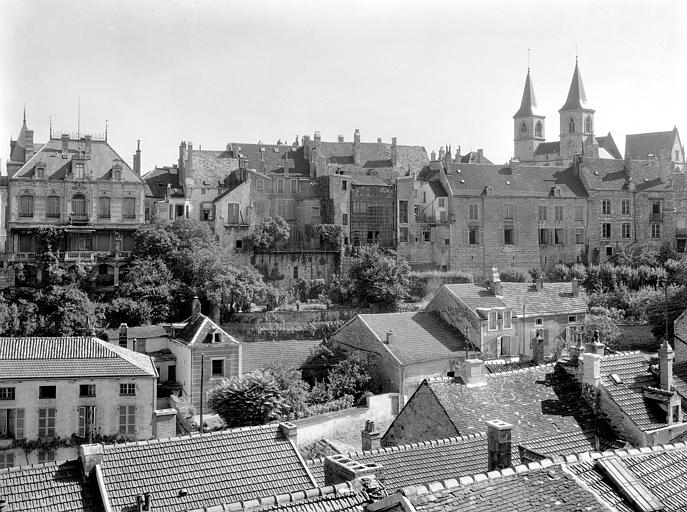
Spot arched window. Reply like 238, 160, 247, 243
584, 116, 592, 134
520, 122, 528, 136
568, 118, 575, 133
535, 121, 543, 138
72, 194, 87, 216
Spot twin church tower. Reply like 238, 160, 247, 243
513, 60, 598, 164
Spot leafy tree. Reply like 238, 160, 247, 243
348, 244, 410, 309
498, 268, 532, 283
326, 351, 373, 400
247, 216, 290, 251
0, 296, 39, 336
105, 297, 153, 327
207, 371, 290, 428
302, 339, 347, 386
34, 285, 104, 336
264, 365, 311, 418
117, 257, 175, 323
581, 313, 621, 348
647, 285, 687, 341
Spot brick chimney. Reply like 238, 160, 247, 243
464, 358, 487, 387
353, 129, 361, 166
444, 145, 452, 168
439, 146, 445, 161
136, 492, 153, 512
486, 419, 512, 471
572, 278, 579, 297
490, 266, 503, 296
324, 454, 384, 486
314, 131, 321, 144
477, 149, 484, 163
133, 140, 141, 176
361, 420, 381, 451
186, 142, 194, 178
118, 323, 128, 348
79, 443, 104, 477
659, 339, 674, 391
430, 150, 436, 161
279, 422, 298, 443
190, 296, 202, 323
153, 409, 177, 439
391, 137, 398, 167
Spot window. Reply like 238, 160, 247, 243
438, 198, 446, 208
168, 365, 176, 382
568, 118, 575, 133
622, 223, 631, 239
38, 408, 56, 438
145, 207, 150, 221
504, 226, 514, 245
554, 206, 563, 221
122, 197, 136, 219
651, 223, 661, 239
575, 205, 584, 222
342, 180, 347, 191
201, 188, 206, 195
539, 228, 551, 245
520, 122, 528, 136
423, 228, 431, 242
293, 266, 298, 279
211, 359, 224, 377
38, 450, 55, 463
0, 453, 15, 469
98, 197, 111, 218
422, 191, 427, 203
78, 406, 96, 438
444, 238, 450, 246
606, 246, 614, 256
469, 227, 479, 245
585, 116, 592, 133
0, 388, 15, 400
503, 310, 512, 329
399, 227, 409, 242
535, 318, 543, 326
468, 204, 479, 220
488, 311, 497, 330
46, 196, 60, 218
19, 233, 35, 252
39, 386, 56, 399
19, 194, 34, 217
227, 203, 240, 224
554, 228, 565, 245
0, 409, 24, 439
277, 180, 284, 193
504, 204, 514, 220
119, 405, 136, 435
602, 200, 611, 215
79, 384, 96, 397
202, 208, 211, 221
74, 162, 85, 179
399, 201, 409, 224
112, 167, 121, 181
535, 121, 543, 138
256, 180, 263, 192
72, 194, 87, 216
291, 180, 298, 194
602, 223, 612, 239
575, 228, 585, 245
621, 199, 630, 215
342, 213, 348, 226
311, 206, 320, 222
568, 315, 577, 323
651, 201, 662, 220
414, 205, 420, 220
235, 239, 243, 250
538, 206, 547, 221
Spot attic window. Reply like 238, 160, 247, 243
113, 166, 122, 181
610, 373, 623, 385
260, 147, 265, 152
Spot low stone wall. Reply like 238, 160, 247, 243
228, 308, 369, 324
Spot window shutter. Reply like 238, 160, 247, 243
78, 407, 85, 437
16, 409, 24, 439
464, 227, 469, 245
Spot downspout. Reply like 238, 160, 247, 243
481, 195, 486, 279
522, 303, 526, 356
398, 363, 405, 409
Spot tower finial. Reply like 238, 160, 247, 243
575, 43, 578, 63
49, 115, 53, 138
527, 48, 531, 71
23, 103, 26, 124
105, 119, 108, 141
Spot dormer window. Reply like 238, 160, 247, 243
552, 186, 561, 197
74, 162, 85, 180
36, 164, 46, 180
488, 311, 498, 331
113, 165, 122, 181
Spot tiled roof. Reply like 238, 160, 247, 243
355, 312, 468, 365
0, 460, 102, 512
13, 138, 141, 182
316, 140, 428, 173
625, 130, 677, 161
519, 429, 625, 460
0, 337, 157, 379
579, 157, 675, 192
173, 314, 240, 346
560, 60, 592, 111
142, 166, 182, 198
428, 181, 447, 197
598, 352, 667, 431
513, 69, 542, 118
443, 282, 587, 319
97, 423, 316, 512
242, 339, 322, 373
306, 433, 520, 490
533, 140, 560, 156
445, 163, 586, 198
228, 144, 309, 177
427, 365, 614, 445
484, 360, 538, 373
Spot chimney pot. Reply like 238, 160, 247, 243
385, 330, 393, 344
144, 492, 152, 512
79, 443, 104, 477
314, 131, 321, 143
377, 137, 382, 144
486, 419, 512, 471
323, 454, 384, 486
353, 129, 361, 165
279, 422, 298, 441
361, 420, 381, 451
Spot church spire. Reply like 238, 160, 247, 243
560, 59, 592, 111
513, 68, 541, 118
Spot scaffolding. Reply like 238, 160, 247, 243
350, 184, 395, 248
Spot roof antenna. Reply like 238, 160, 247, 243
49, 115, 53, 138
77, 94, 81, 138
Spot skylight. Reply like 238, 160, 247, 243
610, 373, 623, 385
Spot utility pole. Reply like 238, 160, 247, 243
199, 353, 205, 433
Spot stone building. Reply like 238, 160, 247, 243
5, 116, 145, 288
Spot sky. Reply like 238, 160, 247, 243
1, 0, 686, 173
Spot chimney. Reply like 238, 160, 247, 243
137, 492, 153, 512
486, 419, 512, 471
353, 129, 361, 166
659, 339, 674, 391
25, 129, 35, 158
477, 149, 484, 163
531, 330, 545, 364
439, 146, 445, 161
376, 137, 382, 144
572, 278, 579, 297
385, 330, 393, 344
118, 323, 128, 348
190, 296, 202, 323
79, 443, 104, 477
153, 409, 177, 439
186, 142, 193, 177
279, 421, 298, 442
490, 266, 503, 296
583, 331, 604, 387
324, 454, 384, 486
430, 150, 436, 161
535, 277, 543, 292
314, 131, 321, 144
84, 134, 92, 155
303, 135, 311, 160
61, 133, 70, 157
361, 420, 381, 451
464, 358, 487, 387
133, 140, 141, 176
391, 137, 398, 167
338, 135, 344, 143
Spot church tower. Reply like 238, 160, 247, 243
513, 68, 545, 162
559, 59, 596, 160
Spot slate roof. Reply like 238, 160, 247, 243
0, 337, 157, 379
533, 140, 560, 156
519, 429, 624, 460
13, 137, 140, 182
228, 144, 309, 177
316, 140, 429, 172
579, 157, 675, 192
596, 133, 623, 159
173, 314, 240, 346
458, 151, 493, 165
142, 166, 182, 198
443, 282, 587, 319
306, 433, 519, 490
0, 460, 102, 512
444, 163, 586, 198
242, 339, 322, 373
560, 60, 593, 112
625, 130, 677, 161
426, 365, 616, 446
354, 312, 468, 365
97, 423, 317, 512
513, 69, 542, 118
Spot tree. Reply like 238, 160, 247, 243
348, 244, 411, 309
34, 285, 104, 336
647, 285, 687, 341
105, 297, 153, 327
0, 296, 39, 336
117, 258, 175, 323
247, 216, 290, 251
326, 351, 373, 400
264, 365, 311, 418
302, 339, 347, 386
581, 313, 621, 348
207, 371, 290, 428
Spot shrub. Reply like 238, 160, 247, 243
498, 268, 532, 283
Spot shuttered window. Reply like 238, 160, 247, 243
46, 196, 60, 218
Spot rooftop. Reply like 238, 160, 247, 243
625, 129, 679, 161
0, 336, 157, 379
579, 157, 677, 192
242, 339, 322, 373
173, 314, 240, 346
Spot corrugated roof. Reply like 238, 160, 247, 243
97, 423, 316, 512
